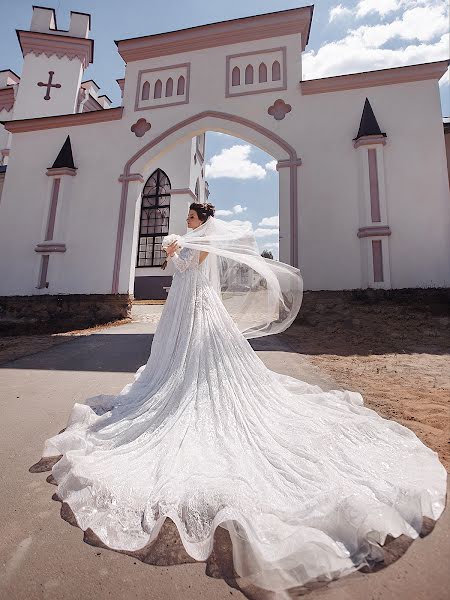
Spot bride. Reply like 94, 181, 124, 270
36, 201, 447, 593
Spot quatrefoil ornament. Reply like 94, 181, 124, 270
268, 99, 292, 121
131, 118, 151, 138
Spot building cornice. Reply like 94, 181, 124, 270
1, 106, 123, 133
353, 134, 387, 149
16, 29, 94, 69
300, 60, 450, 95
115, 6, 313, 62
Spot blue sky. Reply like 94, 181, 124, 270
1, 1, 449, 258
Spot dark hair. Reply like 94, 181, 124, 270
189, 202, 215, 223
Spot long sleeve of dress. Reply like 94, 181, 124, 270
170, 247, 199, 272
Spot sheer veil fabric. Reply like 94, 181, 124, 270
39, 216, 447, 593
174, 215, 304, 339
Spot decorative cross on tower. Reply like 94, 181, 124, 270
37, 71, 62, 100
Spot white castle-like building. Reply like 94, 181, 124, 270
0, 5, 449, 319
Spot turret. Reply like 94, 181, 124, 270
13, 6, 93, 120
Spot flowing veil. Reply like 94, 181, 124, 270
175, 215, 303, 339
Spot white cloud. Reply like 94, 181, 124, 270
258, 215, 279, 227
355, 0, 432, 19
225, 219, 253, 229
216, 205, 248, 217
205, 144, 267, 179
265, 159, 277, 171
329, 4, 352, 22
254, 228, 279, 238
303, 1, 449, 80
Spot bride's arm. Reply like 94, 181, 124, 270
199, 251, 208, 265
169, 246, 200, 272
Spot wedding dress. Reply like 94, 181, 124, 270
39, 225, 447, 592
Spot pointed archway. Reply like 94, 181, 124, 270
113, 110, 302, 294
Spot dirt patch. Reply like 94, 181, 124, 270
283, 297, 450, 471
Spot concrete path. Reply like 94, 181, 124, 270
0, 304, 448, 600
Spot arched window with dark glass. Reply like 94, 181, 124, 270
258, 63, 267, 83
141, 81, 150, 100
231, 66, 240, 86
137, 169, 171, 268
177, 75, 185, 95
245, 64, 254, 84
165, 77, 173, 97
154, 79, 162, 99
272, 60, 281, 81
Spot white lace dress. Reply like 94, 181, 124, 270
41, 246, 447, 592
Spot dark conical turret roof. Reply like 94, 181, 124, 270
51, 135, 76, 169
353, 98, 386, 140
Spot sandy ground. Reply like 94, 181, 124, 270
282, 303, 450, 472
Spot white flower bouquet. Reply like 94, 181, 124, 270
160, 234, 182, 270
161, 233, 182, 250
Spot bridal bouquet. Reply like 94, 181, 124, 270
160, 234, 182, 270
161, 233, 181, 250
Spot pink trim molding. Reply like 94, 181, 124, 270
276, 158, 302, 170
37, 255, 50, 289
45, 178, 60, 240
115, 6, 313, 61
0, 87, 15, 112
368, 148, 381, 222
46, 167, 77, 177
3, 107, 123, 133
113, 110, 301, 293
372, 240, 384, 283
353, 135, 387, 149
357, 226, 391, 238
35, 242, 67, 253
301, 60, 449, 95
16, 30, 93, 69
118, 173, 144, 183
225, 47, 287, 98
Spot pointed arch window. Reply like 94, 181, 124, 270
177, 75, 185, 95
232, 66, 240, 86
245, 64, 254, 84
141, 81, 150, 100
165, 77, 173, 97
272, 61, 281, 81
154, 79, 162, 99
137, 169, 171, 268
258, 63, 268, 83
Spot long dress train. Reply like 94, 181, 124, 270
40, 246, 447, 592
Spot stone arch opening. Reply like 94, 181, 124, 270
115, 110, 301, 294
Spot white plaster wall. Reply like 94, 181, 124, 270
0, 119, 198, 295
295, 79, 450, 290
13, 54, 83, 120
0, 28, 448, 296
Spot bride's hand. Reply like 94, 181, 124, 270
165, 241, 180, 257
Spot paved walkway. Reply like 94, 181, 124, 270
0, 304, 448, 600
